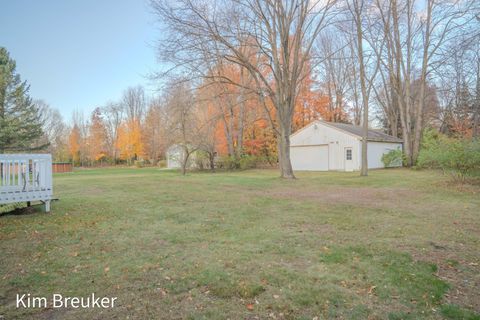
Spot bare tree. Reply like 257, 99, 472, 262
317, 34, 351, 122
35, 100, 69, 160
143, 98, 168, 165
340, 0, 383, 176
474, 51, 480, 137
122, 86, 146, 123
434, 18, 480, 137
71, 109, 89, 166
151, 0, 336, 179
196, 94, 219, 170
373, 0, 474, 165
164, 80, 200, 175
346, 0, 370, 176
102, 102, 124, 163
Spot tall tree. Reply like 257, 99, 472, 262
0, 47, 44, 152
35, 100, 69, 161
164, 80, 199, 175
88, 108, 108, 162
119, 86, 146, 163
102, 102, 123, 163
351, 0, 369, 176
151, 0, 336, 178
371, 0, 473, 165
143, 98, 167, 164
68, 124, 81, 166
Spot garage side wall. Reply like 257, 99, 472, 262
365, 142, 403, 169
167, 146, 183, 168
290, 122, 360, 171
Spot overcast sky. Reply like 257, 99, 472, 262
0, 0, 160, 121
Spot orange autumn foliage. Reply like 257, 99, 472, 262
293, 71, 330, 131
116, 119, 144, 162
68, 124, 81, 165
202, 55, 330, 159
88, 108, 108, 161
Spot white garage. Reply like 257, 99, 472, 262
290, 145, 329, 171
290, 120, 403, 171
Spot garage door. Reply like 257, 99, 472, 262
290, 145, 329, 171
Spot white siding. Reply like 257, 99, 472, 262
166, 145, 183, 168
166, 145, 199, 169
290, 122, 360, 171
365, 142, 403, 169
290, 145, 329, 171
290, 121, 403, 171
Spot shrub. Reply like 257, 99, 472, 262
134, 160, 145, 168
239, 155, 258, 170
216, 155, 266, 170
417, 131, 480, 181
217, 156, 239, 170
381, 149, 404, 168
239, 155, 261, 170
193, 150, 211, 170
157, 159, 167, 168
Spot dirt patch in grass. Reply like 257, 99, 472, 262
443, 180, 480, 194
399, 243, 480, 314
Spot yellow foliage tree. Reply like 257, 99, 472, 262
68, 125, 81, 166
116, 120, 144, 164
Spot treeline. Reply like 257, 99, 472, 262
57, 75, 332, 167
151, 0, 479, 177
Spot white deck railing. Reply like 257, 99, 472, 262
0, 154, 53, 212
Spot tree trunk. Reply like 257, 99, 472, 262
413, 81, 426, 164
181, 146, 190, 175
277, 125, 295, 179
209, 152, 215, 171
221, 111, 235, 158
236, 90, 245, 157
473, 58, 480, 138
411, 0, 432, 165
354, 0, 368, 176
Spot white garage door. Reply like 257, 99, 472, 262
290, 145, 329, 171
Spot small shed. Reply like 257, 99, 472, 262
290, 120, 403, 171
166, 144, 197, 169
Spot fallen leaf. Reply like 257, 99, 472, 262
246, 304, 254, 311
368, 285, 376, 294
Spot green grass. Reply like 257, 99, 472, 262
441, 304, 480, 320
0, 168, 479, 319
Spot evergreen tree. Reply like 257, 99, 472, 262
0, 47, 44, 152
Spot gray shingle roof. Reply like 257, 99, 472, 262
322, 121, 403, 143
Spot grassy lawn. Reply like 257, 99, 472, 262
1, 168, 479, 319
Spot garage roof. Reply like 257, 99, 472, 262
321, 121, 403, 143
